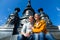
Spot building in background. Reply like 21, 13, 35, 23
0, 0, 60, 40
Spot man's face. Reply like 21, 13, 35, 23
29, 16, 34, 22
34, 14, 40, 20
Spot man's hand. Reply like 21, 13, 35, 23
30, 26, 34, 29
24, 33, 30, 37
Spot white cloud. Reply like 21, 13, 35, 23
56, 7, 60, 11
56, 7, 60, 17
58, 25, 60, 30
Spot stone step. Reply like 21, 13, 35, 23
50, 32, 60, 40
47, 26, 60, 40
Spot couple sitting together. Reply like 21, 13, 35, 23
17, 13, 55, 40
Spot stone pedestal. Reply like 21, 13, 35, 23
47, 25, 60, 40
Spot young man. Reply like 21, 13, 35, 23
20, 16, 34, 40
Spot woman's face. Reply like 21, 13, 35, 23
34, 14, 40, 20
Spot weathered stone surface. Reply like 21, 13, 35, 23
47, 26, 60, 40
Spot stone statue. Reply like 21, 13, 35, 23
6, 14, 15, 25
12, 8, 20, 35
20, 0, 35, 27
38, 8, 52, 27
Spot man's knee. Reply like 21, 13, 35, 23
17, 34, 23, 40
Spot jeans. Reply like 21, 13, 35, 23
33, 32, 44, 40
17, 34, 22, 40
45, 32, 55, 40
22, 35, 32, 40
17, 34, 32, 40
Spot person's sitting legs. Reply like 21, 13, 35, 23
32, 33, 39, 40
17, 34, 23, 40
39, 32, 45, 40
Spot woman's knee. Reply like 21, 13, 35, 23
39, 32, 44, 37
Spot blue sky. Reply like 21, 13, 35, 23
0, 0, 60, 26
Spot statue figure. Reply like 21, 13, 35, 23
12, 8, 20, 35
20, 0, 35, 27
38, 8, 52, 27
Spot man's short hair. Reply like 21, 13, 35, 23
29, 15, 34, 19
